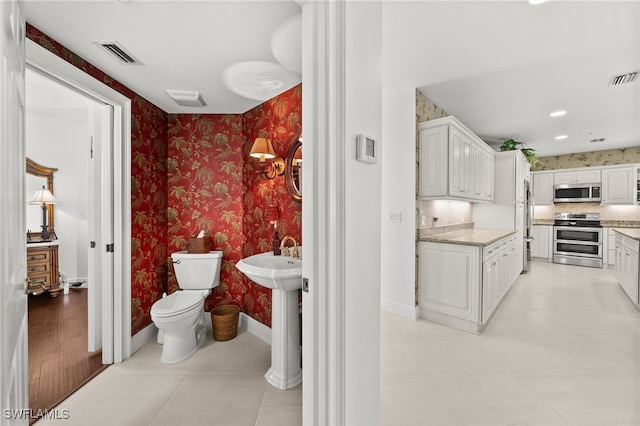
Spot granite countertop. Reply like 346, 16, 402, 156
533, 219, 554, 225
601, 221, 640, 228
419, 228, 517, 247
613, 228, 640, 241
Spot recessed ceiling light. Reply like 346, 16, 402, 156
555, 135, 568, 140
550, 110, 567, 117
528, 0, 549, 4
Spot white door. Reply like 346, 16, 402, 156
87, 102, 114, 363
1, 0, 29, 422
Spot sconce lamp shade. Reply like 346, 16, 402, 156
250, 138, 276, 162
293, 146, 302, 165
30, 186, 58, 205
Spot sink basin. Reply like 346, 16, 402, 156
236, 251, 302, 291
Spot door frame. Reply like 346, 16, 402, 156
25, 38, 132, 362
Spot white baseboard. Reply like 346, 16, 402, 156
381, 298, 419, 320
129, 312, 272, 357
131, 322, 158, 354
239, 312, 272, 345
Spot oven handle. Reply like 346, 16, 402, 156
554, 226, 603, 233
554, 239, 602, 246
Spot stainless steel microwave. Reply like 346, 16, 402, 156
554, 183, 601, 203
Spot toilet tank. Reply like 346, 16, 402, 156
171, 251, 223, 290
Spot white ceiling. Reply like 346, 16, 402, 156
24, 0, 302, 114
24, 1, 639, 157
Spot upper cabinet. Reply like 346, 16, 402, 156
602, 166, 636, 205
418, 116, 495, 202
554, 169, 601, 185
532, 163, 639, 206
532, 171, 554, 205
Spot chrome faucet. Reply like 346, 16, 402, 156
281, 236, 299, 258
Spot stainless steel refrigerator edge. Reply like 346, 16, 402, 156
523, 180, 534, 272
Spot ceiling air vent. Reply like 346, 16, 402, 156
95, 41, 141, 64
166, 90, 207, 107
609, 70, 638, 86
590, 138, 606, 144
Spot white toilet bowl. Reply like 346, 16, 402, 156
151, 250, 223, 364
151, 290, 210, 364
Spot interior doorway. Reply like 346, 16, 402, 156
25, 66, 112, 415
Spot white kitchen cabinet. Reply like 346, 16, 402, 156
607, 228, 616, 265
554, 169, 601, 185
418, 116, 495, 202
531, 225, 550, 259
419, 234, 521, 334
532, 172, 554, 205
614, 232, 639, 305
602, 166, 636, 205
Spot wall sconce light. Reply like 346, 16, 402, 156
29, 185, 58, 240
250, 137, 285, 180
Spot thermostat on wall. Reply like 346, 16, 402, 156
356, 134, 378, 164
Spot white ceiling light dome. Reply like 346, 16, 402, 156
271, 13, 302, 74
222, 61, 301, 101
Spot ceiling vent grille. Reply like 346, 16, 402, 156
166, 90, 207, 107
609, 70, 638, 86
95, 41, 140, 64
590, 138, 606, 144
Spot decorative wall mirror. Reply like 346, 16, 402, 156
285, 138, 302, 203
26, 157, 57, 239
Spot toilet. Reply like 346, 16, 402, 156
151, 250, 223, 364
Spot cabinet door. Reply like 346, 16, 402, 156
482, 258, 498, 323
576, 169, 601, 184
515, 155, 528, 202
602, 167, 634, 205
530, 225, 549, 259
554, 171, 576, 185
448, 128, 472, 198
532, 172, 554, 205
419, 125, 449, 197
485, 152, 495, 201
419, 242, 480, 322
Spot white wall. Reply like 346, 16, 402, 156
26, 72, 91, 282
344, 1, 382, 424
380, 89, 418, 319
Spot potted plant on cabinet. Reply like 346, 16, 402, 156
499, 138, 541, 167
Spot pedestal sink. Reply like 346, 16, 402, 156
236, 251, 302, 390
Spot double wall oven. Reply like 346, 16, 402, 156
553, 213, 603, 268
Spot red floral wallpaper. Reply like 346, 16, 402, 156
166, 85, 302, 327
166, 114, 245, 312
27, 24, 302, 332
27, 25, 169, 335
242, 85, 302, 326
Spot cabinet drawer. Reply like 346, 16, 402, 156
27, 250, 50, 263
27, 271, 50, 284
27, 263, 49, 274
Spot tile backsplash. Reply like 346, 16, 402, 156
418, 199, 473, 228
534, 203, 639, 222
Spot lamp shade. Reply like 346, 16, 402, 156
250, 138, 276, 161
29, 186, 58, 205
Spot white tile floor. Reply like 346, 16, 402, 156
35, 329, 302, 426
37, 260, 639, 425
381, 260, 640, 426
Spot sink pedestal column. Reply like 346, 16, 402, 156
265, 288, 302, 390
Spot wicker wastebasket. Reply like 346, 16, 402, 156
211, 305, 240, 341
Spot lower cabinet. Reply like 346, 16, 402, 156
27, 243, 59, 292
614, 232, 639, 305
418, 234, 522, 334
530, 225, 551, 260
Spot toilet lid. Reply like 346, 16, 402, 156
151, 291, 203, 317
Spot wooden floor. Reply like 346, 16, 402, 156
28, 288, 106, 419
